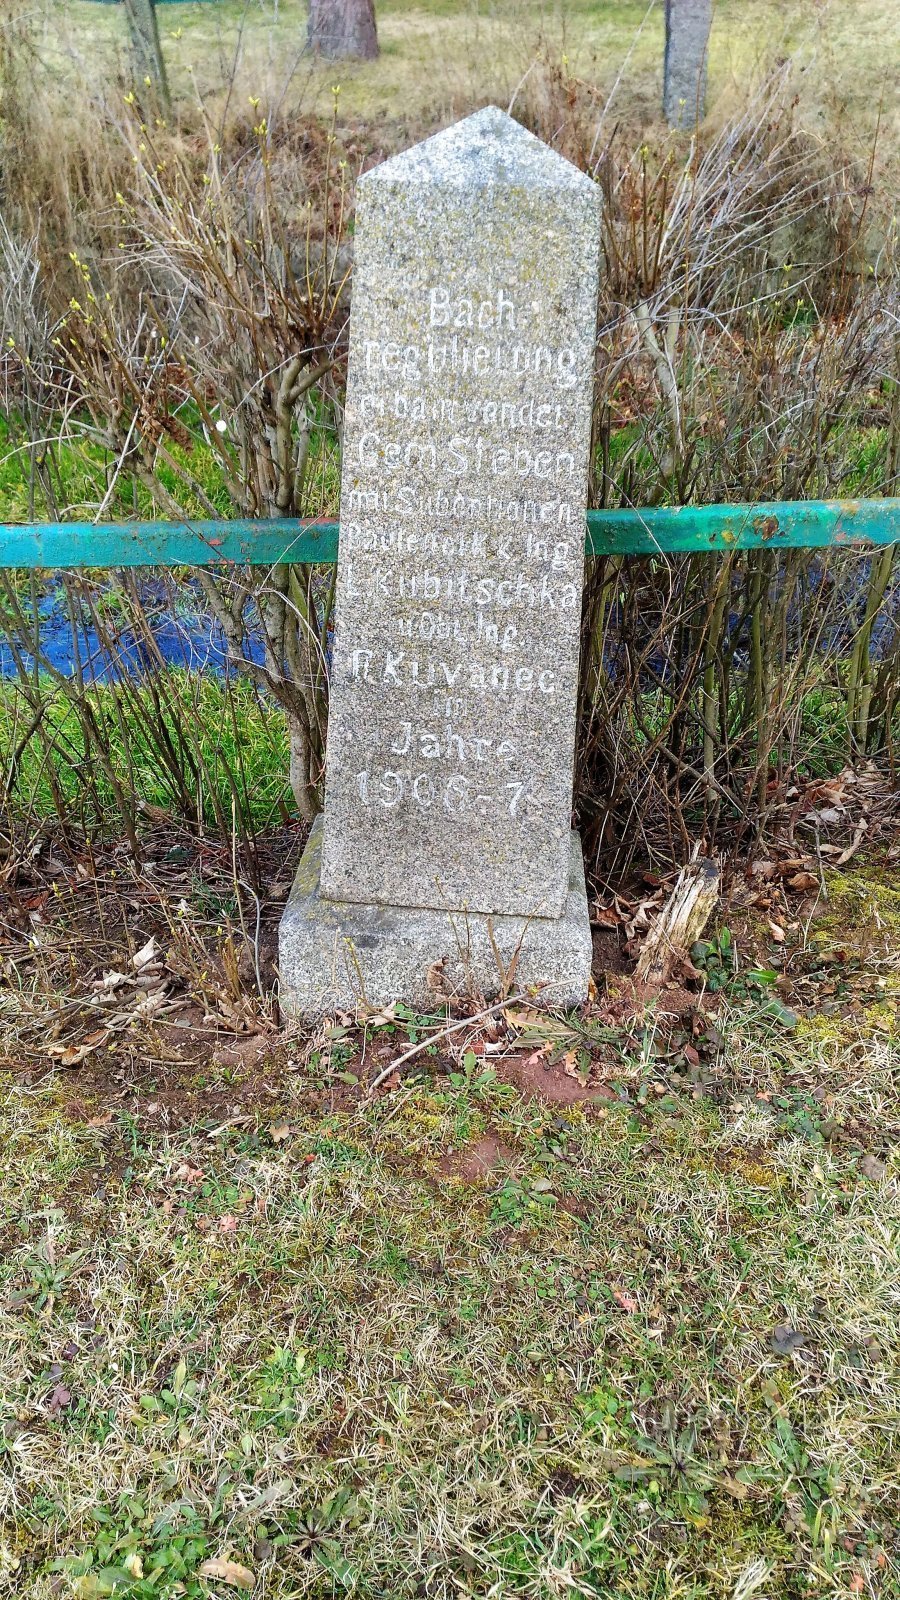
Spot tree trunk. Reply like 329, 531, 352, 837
289, 719, 323, 826
123, 0, 170, 112
308, 0, 379, 60
663, 0, 713, 128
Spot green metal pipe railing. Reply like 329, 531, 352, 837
0, 500, 897, 567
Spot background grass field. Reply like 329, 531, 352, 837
38, 0, 900, 149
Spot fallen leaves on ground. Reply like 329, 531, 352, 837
46, 1028, 109, 1067
47, 1382, 72, 1416
132, 936, 159, 972
771, 1325, 806, 1356
198, 1556, 256, 1591
859, 1154, 887, 1182
613, 1288, 638, 1313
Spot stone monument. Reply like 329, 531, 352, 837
280, 106, 602, 1017
663, 0, 714, 128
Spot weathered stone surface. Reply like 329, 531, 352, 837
664, 0, 713, 128
319, 106, 602, 919
280, 818, 593, 1019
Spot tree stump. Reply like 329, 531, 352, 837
635, 857, 720, 985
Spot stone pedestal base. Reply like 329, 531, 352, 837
278, 817, 593, 1020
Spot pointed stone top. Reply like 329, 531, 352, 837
361, 105, 597, 195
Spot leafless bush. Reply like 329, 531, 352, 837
1, 6, 353, 824
53, 105, 351, 820
571, 71, 899, 871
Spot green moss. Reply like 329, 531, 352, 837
822, 864, 900, 929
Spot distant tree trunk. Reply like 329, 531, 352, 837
663, 0, 713, 128
308, 0, 379, 60
123, 0, 171, 112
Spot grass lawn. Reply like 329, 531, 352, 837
36, 0, 900, 149
0, 848, 898, 1597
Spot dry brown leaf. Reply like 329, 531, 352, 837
768, 921, 786, 943
805, 805, 845, 827
132, 936, 159, 972
504, 1009, 581, 1045
593, 905, 622, 928
675, 956, 704, 983
751, 860, 776, 880
48, 1383, 72, 1415
859, 1154, 886, 1182
269, 1123, 291, 1144
363, 1001, 397, 1027
47, 1041, 96, 1067
425, 957, 448, 993
787, 872, 819, 893
93, 970, 130, 993
198, 1557, 255, 1592
523, 1043, 552, 1068
623, 892, 666, 939
834, 819, 869, 866
503, 1006, 545, 1028
173, 1162, 205, 1185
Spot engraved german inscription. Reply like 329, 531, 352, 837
319, 108, 602, 917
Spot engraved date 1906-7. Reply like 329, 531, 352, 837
355, 768, 535, 819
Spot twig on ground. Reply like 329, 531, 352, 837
365, 988, 543, 1096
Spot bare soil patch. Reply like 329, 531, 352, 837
436, 1133, 513, 1182
497, 1053, 617, 1106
